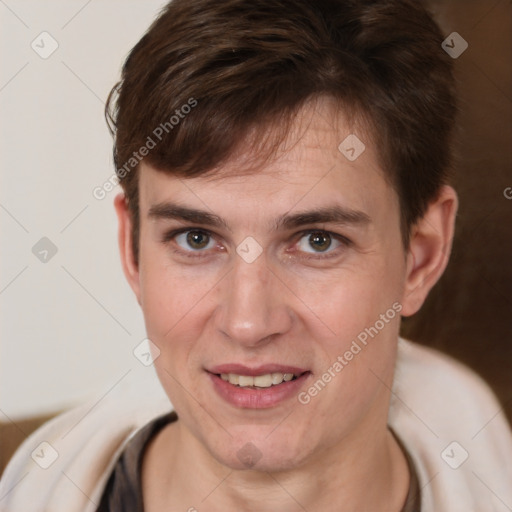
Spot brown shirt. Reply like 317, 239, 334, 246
96, 412, 421, 511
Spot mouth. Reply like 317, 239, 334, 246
218, 371, 301, 388
206, 365, 311, 408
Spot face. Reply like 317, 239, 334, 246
122, 99, 412, 472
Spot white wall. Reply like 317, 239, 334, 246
0, 0, 168, 420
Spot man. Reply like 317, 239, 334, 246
1, 0, 511, 510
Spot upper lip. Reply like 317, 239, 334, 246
207, 364, 309, 376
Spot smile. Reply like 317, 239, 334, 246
207, 366, 311, 408
219, 372, 299, 388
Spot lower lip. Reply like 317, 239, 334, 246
208, 372, 310, 409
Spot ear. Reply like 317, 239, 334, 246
114, 193, 141, 305
401, 185, 458, 317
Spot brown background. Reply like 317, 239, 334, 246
401, 0, 512, 423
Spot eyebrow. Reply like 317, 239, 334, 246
148, 202, 371, 232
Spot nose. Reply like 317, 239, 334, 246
215, 253, 293, 348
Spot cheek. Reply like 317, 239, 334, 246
292, 256, 403, 412
295, 259, 403, 349
137, 240, 221, 362
138, 241, 191, 348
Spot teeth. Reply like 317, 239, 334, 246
238, 375, 253, 387
253, 374, 273, 387
219, 372, 298, 388
271, 372, 283, 385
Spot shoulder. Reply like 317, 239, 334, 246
393, 337, 500, 404
392, 338, 509, 432
0, 369, 172, 512
390, 338, 512, 512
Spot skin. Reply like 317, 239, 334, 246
115, 98, 458, 511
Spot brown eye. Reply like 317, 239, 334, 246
308, 232, 332, 252
186, 231, 210, 249
175, 230, 215, 251
295, 230, 345, 258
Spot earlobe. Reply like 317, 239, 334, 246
113, 193, 141, 305
401, 185, 458, 317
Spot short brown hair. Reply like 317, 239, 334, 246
105, 0, 457, 264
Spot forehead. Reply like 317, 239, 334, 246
138, 99, 396, 227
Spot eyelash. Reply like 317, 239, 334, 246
161, 227, 352, 261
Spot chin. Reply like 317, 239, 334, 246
224, 451, 303, 473
210, 431, 309, 473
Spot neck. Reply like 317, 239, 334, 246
142, 412, 410, 512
